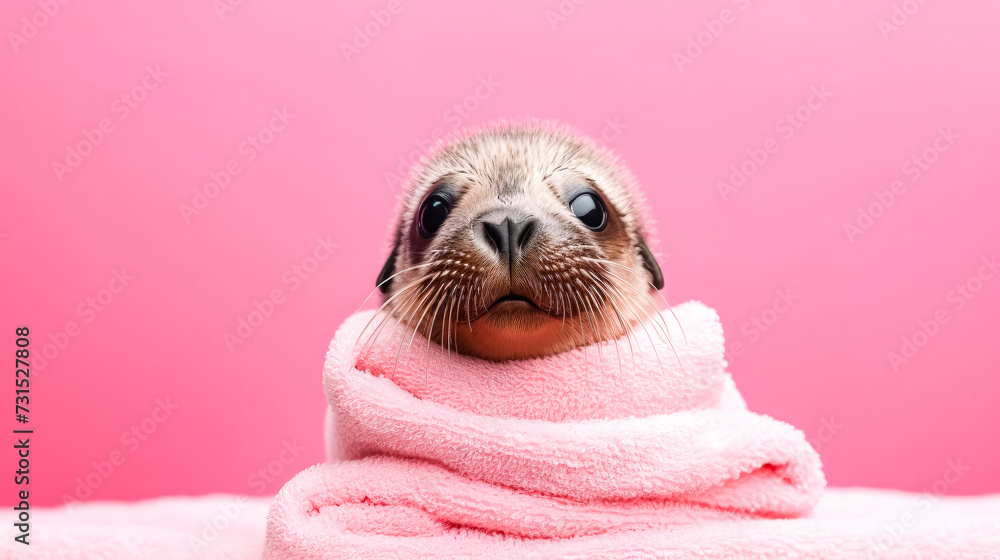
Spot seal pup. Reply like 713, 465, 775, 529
369, 120, 670, 362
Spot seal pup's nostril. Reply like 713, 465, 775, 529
482, 218, 509, 256
511, 218, 538, 252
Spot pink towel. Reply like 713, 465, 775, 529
0, 494, 272, 559
263, 301, 999, 558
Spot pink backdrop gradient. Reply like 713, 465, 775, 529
1, 0, 998, 506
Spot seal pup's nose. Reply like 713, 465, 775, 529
479, 215, 538, 267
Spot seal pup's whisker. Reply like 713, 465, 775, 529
369, 272, 439, 347
465, 283, 474, 333
585, 257, 687, 346
588, 271, 638, 373
581, 289, 602, 364
382, 275, 439, 350
399, 277, 448, 368
603, 281, 666, 378
358, 261, 436, 311
424, 280, 453, 373
390, 295, 423, 376
355, 273, 430, 353
569, 290, 588, 363
452, 282, 465, 353
353, 274, 423, 349
450, 283, 462, 355
592, 269, 686, 375
587, 261, 674, 345
558, 289, 568, 333
445, 282, 461, 361
389, 279, 439, 376
404, 283, 441, 365
582, 282, 621, 380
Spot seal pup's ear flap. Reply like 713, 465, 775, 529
637, 234, 664, 291
376, 242, 399, 294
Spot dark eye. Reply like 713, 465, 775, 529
417, 193, 452, 238
569, 191, 607, 231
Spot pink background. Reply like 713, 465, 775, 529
1, 0, 998, 506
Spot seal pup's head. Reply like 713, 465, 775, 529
374, 120, 665, 361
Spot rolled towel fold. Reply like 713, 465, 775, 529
265, 301, 832, 557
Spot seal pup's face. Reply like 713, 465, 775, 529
375, 123, 664, 361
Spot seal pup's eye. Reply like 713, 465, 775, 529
569, 191, 608, 231
417, 192, 452, 238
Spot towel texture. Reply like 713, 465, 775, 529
0, 494, 272, 559
265, 301, 846, 557
327, 302, 824, 513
